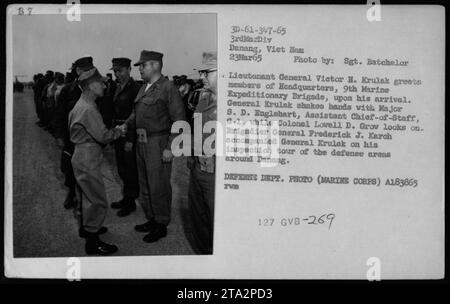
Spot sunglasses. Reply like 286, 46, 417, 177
198, 68, 217, 77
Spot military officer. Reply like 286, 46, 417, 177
126, 50, 185, 243
177, 76, 196, 126
54, 57, 94, 210
40, 71, 54, 129
97, 73, 116, 129
48, 72, 65, 135
69, 67, 125, 255
188, 51, 217, 254
109, 57, 141, 217
32, 73, 46, 126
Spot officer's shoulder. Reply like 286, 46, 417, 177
162, 77, 175, 88
81, 103, 100, 117
157, 76, 173, 89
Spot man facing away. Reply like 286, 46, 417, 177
54, 57, 94, 210
68, 67, 125, 255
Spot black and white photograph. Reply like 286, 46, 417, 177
10, 11, 217, 257
3, 4, 445, 281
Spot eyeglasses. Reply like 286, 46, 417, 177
198, 68, 217, 77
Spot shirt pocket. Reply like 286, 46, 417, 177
141, 96, 163, 118
141, 95, 158, 106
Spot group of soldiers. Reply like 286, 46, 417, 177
31, 50, 217, 256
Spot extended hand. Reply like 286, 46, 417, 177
124, 142, 133, 152
116, 124, 127, 137
162, 148, 174, 163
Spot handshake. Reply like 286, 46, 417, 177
115, 123, 128, 137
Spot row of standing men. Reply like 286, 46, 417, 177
31, 50, 217, 255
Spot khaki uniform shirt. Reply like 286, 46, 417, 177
69, 96, 122, 145
126, 75, 185, 150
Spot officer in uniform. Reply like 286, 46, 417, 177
109, 57, 141, 216
126, 50, 185, 243
40, 70, 54, 130
188, 51, 217, 254
69, 67, 125, 255
47, 72, 65, 135
178, 76, 196, 126
32, 73, 45, 126
54, 57, 94, 210
97, 73, 116, 129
